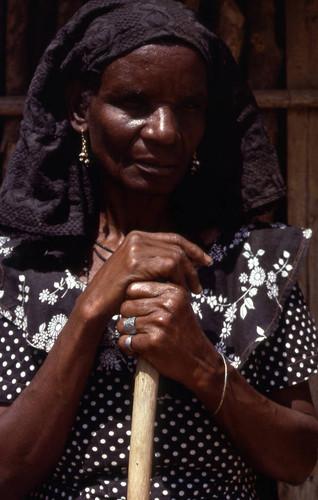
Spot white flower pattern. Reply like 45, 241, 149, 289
38, 270, 86, 305
0, 224, 311, 375
0, 237, 13, 257
191, 233, 298, 365
249, 267, 266, 287
31, 314, 68, 352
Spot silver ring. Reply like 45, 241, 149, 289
122, 316, 137, 335
125, 335, 136, 353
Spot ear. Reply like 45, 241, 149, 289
65, 80, 90, 133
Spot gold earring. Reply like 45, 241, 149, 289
191, 151, 200, 175
79, 129, 90, 168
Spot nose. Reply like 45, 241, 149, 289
141, 106, 180, 147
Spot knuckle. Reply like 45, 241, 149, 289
172, 245, 185, 261
167, 232, 183, 246
159, 256, 175, 276
154, 313, 170, 329
127, 230, 141, 244
126, 246, 139, 270
165, 256, 177, 268
164, 300, 177, 316
126, 283, 135, 296
170, 284, 188, 299
163, 286, 188, 311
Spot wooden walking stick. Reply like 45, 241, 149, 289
127, 357, 159, 500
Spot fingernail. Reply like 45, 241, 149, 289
204, 253, 212, 264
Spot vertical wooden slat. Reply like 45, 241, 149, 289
306, 6, 318, 326
0, 0, 31, 177
215, 0, 245, 63
29, 0, 57, 75
308, 107, 318, 308
0, 0, 6, 95
285, 0, 318, 315
246, 0, 283, 146
0, 0, 6, 173
279, 1, 318, 499
5, 0, 30, 95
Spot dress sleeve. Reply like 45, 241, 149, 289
240, 284, 318, 393
0, 314, 45, 404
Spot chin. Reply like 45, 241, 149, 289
127, 181, 175, 198
123, 169, 186, 197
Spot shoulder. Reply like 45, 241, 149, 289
208, 222, 312, 270
195, 223, 313, 368
0, 232, 84, 349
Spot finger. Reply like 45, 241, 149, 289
118, 319, 164, 357
153, 251, 202, 294
120, 297, 160, 320
119, 231, 205, 293
116, 310, 150, 335
177, 252, 202, 294
127, 231, 211, 266
120, 334, 139, 358
119, 282, 176, 324
126, 281, 171, 299
147, 232, 212, 266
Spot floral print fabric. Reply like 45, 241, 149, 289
0, 224, 317, 498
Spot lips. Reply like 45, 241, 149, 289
135, 158, 175, 167
134, 161, 178, 177
133, 156, 179, 170
137, 161, 174, 168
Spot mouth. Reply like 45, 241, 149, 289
134, 160, 178, 174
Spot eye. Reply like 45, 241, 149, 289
122, 99, 148, 113
183, 102, 200, 110
111, 91, 150, 117
179, 97, 206, 112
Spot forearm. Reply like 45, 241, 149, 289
0, 305, 105, 497
189, 350, 318, 484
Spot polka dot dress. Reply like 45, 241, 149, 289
241, 285, 318, 392
0, 284, 316, 499
0, 227, 317, 499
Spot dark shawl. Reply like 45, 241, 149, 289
0, 0, 285, 242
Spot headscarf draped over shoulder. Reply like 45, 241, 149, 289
0, 0, 285, 239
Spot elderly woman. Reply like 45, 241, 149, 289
0, 0, 317, 498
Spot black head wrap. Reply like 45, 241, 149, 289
0, 0, 285, 240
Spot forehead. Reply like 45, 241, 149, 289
99, 44, 208, 94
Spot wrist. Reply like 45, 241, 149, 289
211, 352, 228, 416
186, 347, 229, 414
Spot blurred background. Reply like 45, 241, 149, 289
0, 1, 317, 497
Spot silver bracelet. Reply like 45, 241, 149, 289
212, 352, 228, 417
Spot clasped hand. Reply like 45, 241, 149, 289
79, 230, 213, 383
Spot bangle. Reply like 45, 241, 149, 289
212, 352, 228, 417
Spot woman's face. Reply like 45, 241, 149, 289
85, 44, 208, 196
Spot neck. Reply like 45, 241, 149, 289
97, 183, 174, 249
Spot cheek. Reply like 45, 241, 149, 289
191, 113, 206, 146
88, 107, 135, 162
180, 113, 206, 154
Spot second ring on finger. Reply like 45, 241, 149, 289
124, 334, 136, 353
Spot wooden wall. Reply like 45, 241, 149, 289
280, 4, 318, 499
0, 1, 318, 498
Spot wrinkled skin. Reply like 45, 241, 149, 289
0, 44, 317, 497
78, 44, 208, 197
